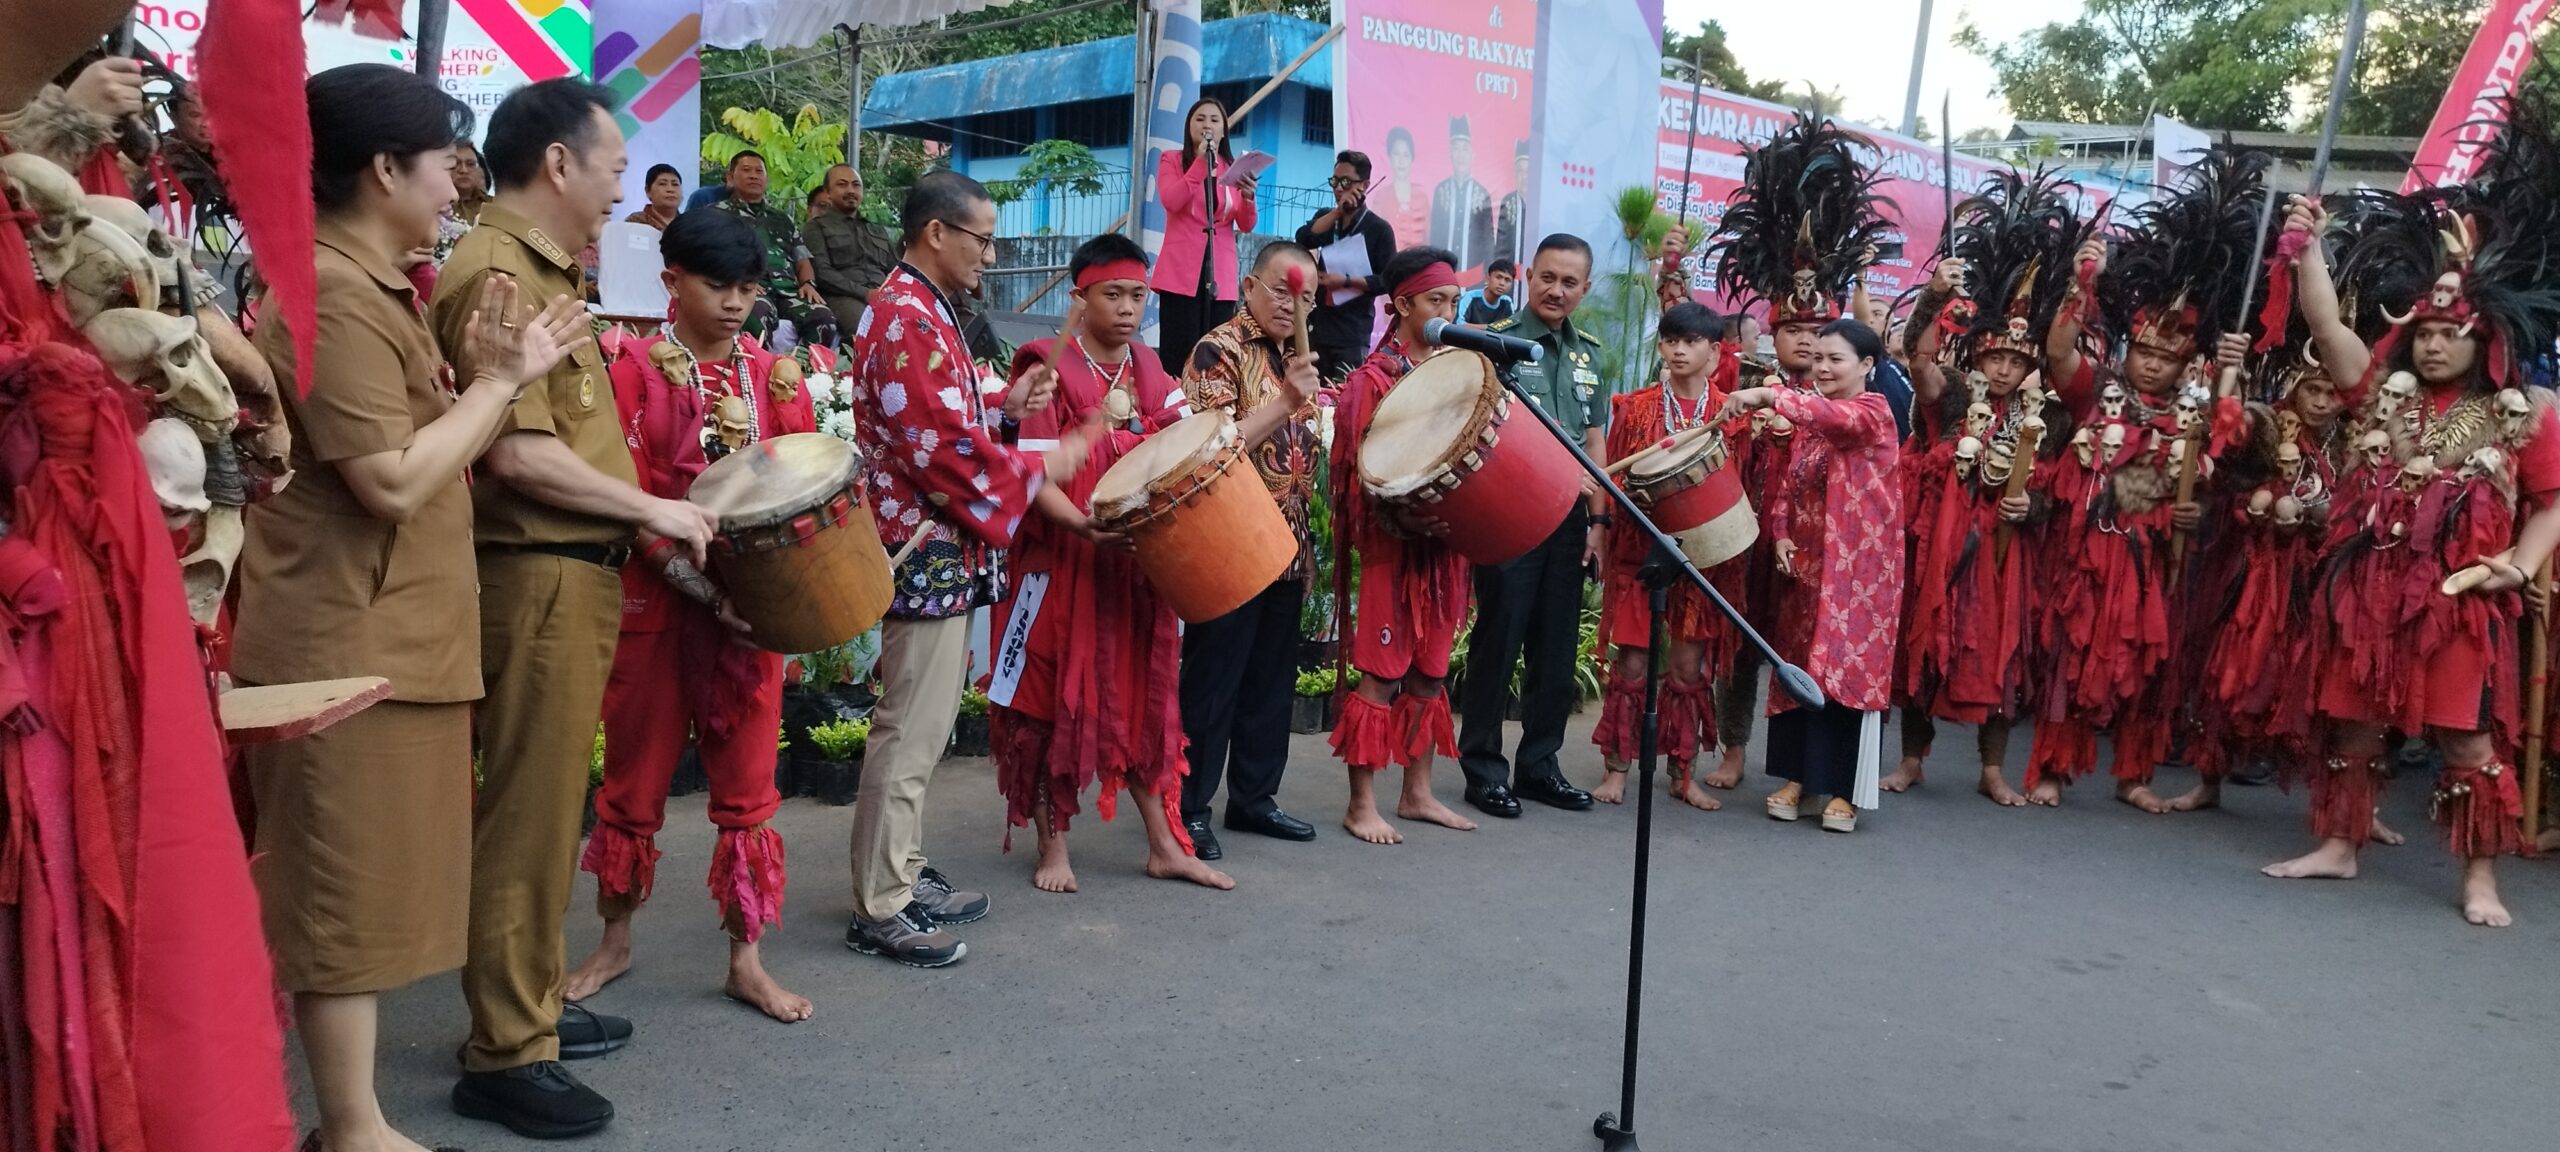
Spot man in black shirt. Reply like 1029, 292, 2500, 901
1295, 149, 1398, 381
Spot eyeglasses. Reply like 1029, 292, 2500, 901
943, 221, 996, 252
1245, 275, 1314, 305
1328, 177, 1364, 190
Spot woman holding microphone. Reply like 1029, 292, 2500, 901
1152, 97, 1259, 373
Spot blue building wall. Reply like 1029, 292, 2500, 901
866, 14, 1341, 239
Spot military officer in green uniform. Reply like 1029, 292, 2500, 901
805, 163, 901, 336
1456, 233, 1605, 820
712, 149, 840, 348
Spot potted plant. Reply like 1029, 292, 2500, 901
802, 716, 868, 806
1291, 666, 1340, 735
581, 723, 606, 836
950, 686, 992, 757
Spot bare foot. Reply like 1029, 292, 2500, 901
1344, 808, 1404, 844
1703, 746, 1745, 790
1396, 795, 1479, 831
2461, 859, 2511, 927
1145, 848, 1236, 889
2372, 812, 2407, 847
1881, 755, 1923, 793
1593, 767, 1628, 805
314, 1121, 440, 1152
1977, 765, 2027, 807
2027, 779, 2064, 807
2263, 839, 2359, 879
2164, 781, 2220, 812
563, 924, 632, 1002
1669, 774, 1722, 811
724, 944, 813, 1024
2116, 781, 2172, 814
1032, 831, 1078, 894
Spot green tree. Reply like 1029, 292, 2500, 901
1662, 18, 1789, 102
1955, 0, 2330, 130
702, 104, 848, 214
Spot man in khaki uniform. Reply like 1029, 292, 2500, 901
427, 78, 718, 1141
806, 163, 899, 334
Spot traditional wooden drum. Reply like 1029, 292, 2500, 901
1090, 409, 1296, 623
1357, 349, 1579, 566
688, 433, 892, 654
1623, 428, 1757, 569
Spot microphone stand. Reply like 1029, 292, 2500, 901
1477, 357, 1822, 1152
1198, 146, 1219, 351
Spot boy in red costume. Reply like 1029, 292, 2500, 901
2262, 188, 2560, 929
1327, 246, 1482, 843
991, 233, 1233, 893
1591, 302, 1734, 809
565, 209, 814, 1022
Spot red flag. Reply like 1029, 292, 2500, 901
198, 0, 318, 397
2402, 0, 2560, 193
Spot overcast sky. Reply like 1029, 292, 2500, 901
1661, 0, 2088, 137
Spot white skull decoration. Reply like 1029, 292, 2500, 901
2276, 441, 2304, 483
58, 211, 159, 328
2099, 382, 2128, 422
2071, 426, 2097, 468
2497, 388, 2533, 443
2100, 423, 2127, 455
83, 308, 239, 436
1964, 402, 1995, 441
84, 195, 184, 305
2173, 384, 2209, 435
2273, 494, 2303, 528
1981, 442, 2016, 487
137, 417, 210, 529
1, 152, 92, 283
2247, 489, 2275, 520
2376, 372, 2418, 422
180, 505, 244, 627
2358, 430, 2393, 472
2460, 445, 2505, 483
2398, 455, 2438, 493
1953, 435, 1983, 481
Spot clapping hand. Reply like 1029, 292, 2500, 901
458, 274, 589, 394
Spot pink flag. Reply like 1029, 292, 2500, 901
2402, 0, 2559, 192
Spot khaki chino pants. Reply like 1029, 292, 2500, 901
849, 614, 970, 922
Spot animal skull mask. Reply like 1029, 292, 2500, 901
180, 505, 243, 627
2359, 430, 2392, 472
1, 152, 90, 283
84, 195, 185, 307
84, 308, 239, 435
2461, 445, 2505, 483
2497, 388, 2533, 443
2276, 442, 2303, 483
1953, 435, 1983, 480
59, 214, 159, 327
2375, 372, 2418, 421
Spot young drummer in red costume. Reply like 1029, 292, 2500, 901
990, 233, 1233, 893
1890, 168, 2089, 806
2031, 151, 2267, 811
1328, 246, 1484, 843
1699, 113, 1892, 791
1590, 302, 1734, 809
565, 209, 815, 1022
2260, 167, 2560, 927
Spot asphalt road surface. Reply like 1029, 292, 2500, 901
346, 714, 2557, 1151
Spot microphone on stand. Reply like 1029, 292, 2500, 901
1421, 317, 1542, 365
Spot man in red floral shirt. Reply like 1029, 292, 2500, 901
841, 172, 1091, 966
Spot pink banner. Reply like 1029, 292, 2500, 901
1337, 0, 1540, 278
2402, 0, 2558, 193
1655, 83, 2001, 313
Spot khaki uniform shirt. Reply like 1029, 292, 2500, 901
427, 203, 635, 547
234, 220, 480, 702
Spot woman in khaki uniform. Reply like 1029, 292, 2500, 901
233, 64, 586, 1152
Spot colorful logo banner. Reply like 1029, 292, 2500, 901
594, 1, 705, 208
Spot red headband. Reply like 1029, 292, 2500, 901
1075, 258, 1149, 290
1393, 261, 1459, 299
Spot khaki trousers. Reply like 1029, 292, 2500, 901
462, 550, 621, 1072
849, 614, 970, 922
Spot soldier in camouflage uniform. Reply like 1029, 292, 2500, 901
712, 150, 839, 348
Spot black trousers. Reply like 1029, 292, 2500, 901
1458, 510, 1588, 790
1154, 291, 1236, 378
1179, 578, 1305, 821
1766, 701, 1866, 799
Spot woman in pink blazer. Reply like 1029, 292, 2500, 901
1153, 97, 1259, 373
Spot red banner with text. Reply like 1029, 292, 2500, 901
1335, 0, 1540, 278
2402, 0, 2558, 192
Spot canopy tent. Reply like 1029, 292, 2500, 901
703, 0, 1007, 49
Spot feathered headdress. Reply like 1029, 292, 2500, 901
2339, 77, 2560, 390
1943, 167, 2089, 364
1705, 113, 1895, 326
2100, 145, 2276, 361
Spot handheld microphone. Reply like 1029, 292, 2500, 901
1421, 317, 1543, 365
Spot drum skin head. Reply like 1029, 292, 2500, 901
689, 433, 859, 527
1093, 409, 1233, 519
1628, 429, 1721, 484
1360, 349, 1493, 494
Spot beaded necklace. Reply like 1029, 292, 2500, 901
1661, 379, 1708, 433
662, 326, 757, 459
1075, 334, 1137, 430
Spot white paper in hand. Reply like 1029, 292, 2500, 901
1317, 235, 1373, 307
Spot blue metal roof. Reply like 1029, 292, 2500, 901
864, 13, 1331, 130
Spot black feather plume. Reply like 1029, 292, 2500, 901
2100, 144, 2277, 352
1704, 112, 1897, 312
1942, 167, 2090, 362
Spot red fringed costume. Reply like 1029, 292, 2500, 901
2192, 400, 2350, 782
1326, 338, 1472, 772
1900, 386, 2061, 728
1592, 380, 1736, 771
581, 333, 813, 943
989, 336, 1191, 832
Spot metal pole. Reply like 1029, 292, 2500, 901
1127, 0, 1153, 243
1942, 91, 1954, 234
845, 25, 864, 170
2307, 0, 2369, 196
1900, 0, 1933, 139
414, 0, 450, 81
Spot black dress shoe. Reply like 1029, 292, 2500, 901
1224, 806, 1317, 841
1465, 783, 1522, 818
453, 1061, 613, 1139
1516, 775, 1595, 811
1184, 817, 1223, 860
